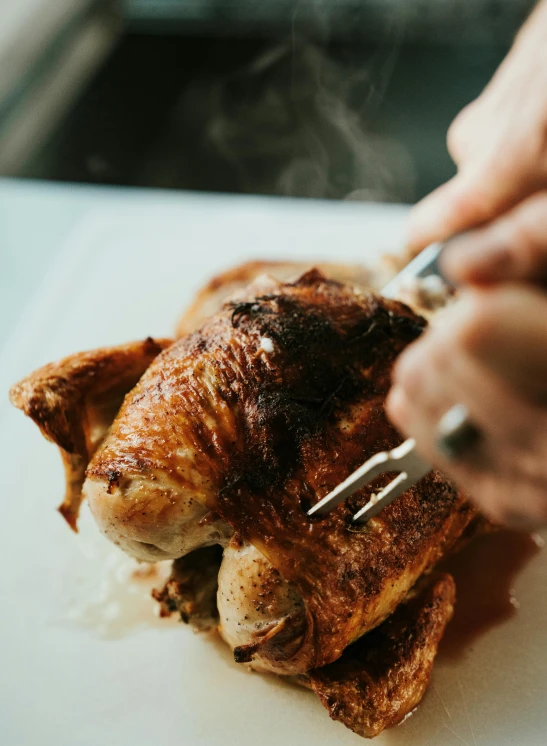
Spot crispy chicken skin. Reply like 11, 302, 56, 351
83, 270, 475, 673
9, 337, 171, 529
308, 573, 456, 738
154, 546, 456, 738
176, 260, 379, 336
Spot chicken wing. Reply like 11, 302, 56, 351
9, 337, 171, 529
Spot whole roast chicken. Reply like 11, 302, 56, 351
10, 264, 476, 739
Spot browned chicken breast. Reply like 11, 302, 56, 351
10, 266, 472, 739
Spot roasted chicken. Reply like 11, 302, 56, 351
10, 265, 474, 738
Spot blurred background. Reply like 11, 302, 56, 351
0, 0, 537, 204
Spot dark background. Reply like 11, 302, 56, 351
4, 0, 536, 203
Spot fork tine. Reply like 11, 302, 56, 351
307, 438, 431, 520
352, 471, 415, 523
307, 450, 392, 517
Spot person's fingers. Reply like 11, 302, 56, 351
446, 100, 479, 164
389, 316, 539, 451
440, 191, 547, 286
407, 0, 547, 251
446, 285, 547, 403
386, 385, 448, 466
406, 173, 478, 251
387, 382, 547, 527
387, 335, 454, 438
386, 323, 547, 526
406, 161, 545, 251
386, 357, 504, 522
388, 0, 547, 527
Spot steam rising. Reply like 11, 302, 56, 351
204, 38, 416, 202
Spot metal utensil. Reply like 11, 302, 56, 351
308, 438, 431, 522
381, 240, 449, 300
307, 240, 454, 523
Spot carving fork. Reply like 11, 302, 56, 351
308, 241, 454, 524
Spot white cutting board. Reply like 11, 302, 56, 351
1, 184, 546, 746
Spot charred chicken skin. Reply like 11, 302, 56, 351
10, 268, 473, 738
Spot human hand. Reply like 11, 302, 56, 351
407, 0, 547, 251
440, 190, 547, 286
386, 277, 547, 527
